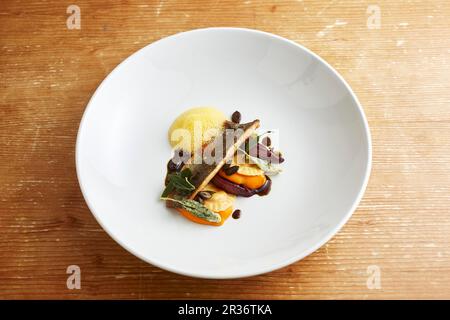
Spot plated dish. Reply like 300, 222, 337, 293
161, 107, 285, 226
76, 28, 371, 278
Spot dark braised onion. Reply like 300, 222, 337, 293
212, 174, 255, 197
212, 174, 272, 197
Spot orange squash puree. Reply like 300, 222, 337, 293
218, 170, 266, 189
177, 206, 233, 226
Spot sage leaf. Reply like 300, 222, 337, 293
161, 197, 221, 223
161, 168, 195, 197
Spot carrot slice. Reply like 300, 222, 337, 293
218, 170, 266, 189
177, 206, 233, 226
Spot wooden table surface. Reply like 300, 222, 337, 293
1, 0, 450, 299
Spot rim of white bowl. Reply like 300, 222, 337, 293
76, 27, 372, 279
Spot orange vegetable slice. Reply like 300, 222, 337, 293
218, 169, 266, 189
177, 206, 233, 226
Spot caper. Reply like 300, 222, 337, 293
231, 111, 241, 124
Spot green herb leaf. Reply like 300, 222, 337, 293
161, 181, 175, 198
161, 197, 221, 223
180, 168, 192, 179
161, 168, 195, 198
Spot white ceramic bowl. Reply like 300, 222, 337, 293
76, 28, 371, 279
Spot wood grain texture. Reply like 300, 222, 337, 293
1, 0, 450, 299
